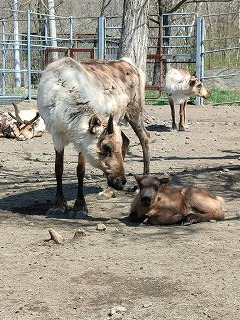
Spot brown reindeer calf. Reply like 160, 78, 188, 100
129, 175, 226, 225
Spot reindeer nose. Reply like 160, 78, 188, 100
141, 196, 152, 207
106, 174, 126, 191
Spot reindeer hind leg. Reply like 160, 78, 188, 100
126, 114, 150, 175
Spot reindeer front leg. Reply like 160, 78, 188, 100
169, 98, 178, 130
179, 101, 187, 131
46, 149, 68, 217
71, 152, 88, 216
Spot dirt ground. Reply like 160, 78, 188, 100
0, 100, 240, 320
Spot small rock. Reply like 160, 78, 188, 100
109, 305, 126, 316
96, 223, 106, 231
143, 301, 152, 308
73, 229, 89, 238
13, 184, 21, 189
110, 314, 122, 320
209, 219, 217, 223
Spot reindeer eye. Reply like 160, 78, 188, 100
155, 184, 160, 191
101, 143, 113, 156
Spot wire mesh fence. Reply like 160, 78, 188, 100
0, 10, 239, 105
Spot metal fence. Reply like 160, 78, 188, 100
201, 12, 240, 104
0, 10, 99, 103
0, 10, 239, 105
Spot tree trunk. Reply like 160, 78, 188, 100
47, 0, 58, 61
119, 0, 150, 72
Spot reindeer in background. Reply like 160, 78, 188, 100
0, 102, 45, 140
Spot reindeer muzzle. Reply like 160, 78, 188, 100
141, 196, 152, 207
106, 174, 127, 191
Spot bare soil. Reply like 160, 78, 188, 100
0, 101, 240, 320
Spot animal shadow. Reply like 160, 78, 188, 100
146, 124, 171, 132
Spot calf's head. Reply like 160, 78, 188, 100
129, 175, 172, 223
189, 76, 211, 99
135, 174, 172, 207
86, 113, 129, 190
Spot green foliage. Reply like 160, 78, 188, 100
204, 89, 240, 105
145, 90, 169, 105
145, 89, 240, 105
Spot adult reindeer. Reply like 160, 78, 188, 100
165, 68, 211, 131
0, 102, 45, 140
37, 57, 150, 217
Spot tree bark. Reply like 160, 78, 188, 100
47, 0, 58, 61
119, 0, 150, 72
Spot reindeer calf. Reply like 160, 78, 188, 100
129, 175, 226, 225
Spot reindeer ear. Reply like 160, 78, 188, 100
106, 113, 114, 134
134, 174, 143, 185
89, 114, 102, 134
159, 176, 172, 186
189, 76, 197, 87
121, 131, 130, 158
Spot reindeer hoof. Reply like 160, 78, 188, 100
181, 221, 192, 226
46, 207, 68, 218
68, 211, 88, 219
97, 187, 116, 200
182, 213, 195, 225
72, 198, 88, 216
178, 126, 186, 131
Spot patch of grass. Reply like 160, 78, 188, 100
145, 89, 240, 105
205, 89, 240, 105
145, 90, 169, 105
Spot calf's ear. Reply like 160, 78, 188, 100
160, 176, 172, 186
134, 174, 143, 186
89, 114, 102, 134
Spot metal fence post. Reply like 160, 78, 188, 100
98, 16, 105, 60
1, 19, 6, 96
196, 16, 205, 106
27, 10, 32, 100
13, 0, 21, 88
70, 16, 73, 48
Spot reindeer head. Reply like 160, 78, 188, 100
80, 113, 129, 190
134, 175, 172, 207
8, 103, 41, 140
189, 76, 211, 99
129, 175, 172, 223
